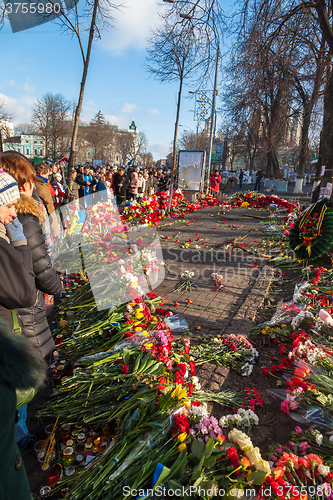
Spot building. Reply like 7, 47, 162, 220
3, 134, 45, 159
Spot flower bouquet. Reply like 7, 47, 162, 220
175, 270, 198, 292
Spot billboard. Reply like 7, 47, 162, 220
178, 150, 206, 191
211, 142, 224, 162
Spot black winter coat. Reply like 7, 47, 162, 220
0, 319, 46, 500
0, 222, 36, 332
16, 196, 62, 358
113, 172, 128, 198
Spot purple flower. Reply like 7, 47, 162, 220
299, 441, 310, 455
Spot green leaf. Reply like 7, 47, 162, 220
247, 470, 267, 485
122, 348, 130, 367
205, 438, 215, 458
168, 479, 184, 490
203, 456, 216, 469
192, 439, 206, 460
193, 475, 204, 487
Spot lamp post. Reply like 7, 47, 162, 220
206, 41, 220, 192
163, 0, 221, 210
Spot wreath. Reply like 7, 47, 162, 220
289, 199, 333, 260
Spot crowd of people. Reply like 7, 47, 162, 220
43, 163, 173, 208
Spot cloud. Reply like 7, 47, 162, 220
23, 78, 35, 94
0, 92, 37, 123
149, 141, 171, 159
98, 0, 163, 54
105, 114, 130, 130
147, 107, 159, 116
121, 102, 138, 114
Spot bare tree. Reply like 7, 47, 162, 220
178, 129, 209, 151
139, 151, 154, 168
144, 0, 222, 209
0, 100, 13, 150
84, 111, 115, 160
15, 123, 38, 135
31, 93, 70, 160
116, 131, 135, 165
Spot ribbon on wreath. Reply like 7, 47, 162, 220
136, 462, 171, 499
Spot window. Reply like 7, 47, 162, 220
34, 149, 38, 155
39, 149, 43, 156
26, 148, 29, 155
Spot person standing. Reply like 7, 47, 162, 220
0, 319, 46, 500
94, 174, 108, 204
254, 170, 262, 191
129, 172, 139, 200
210, 170, 222, 194
239, 169, 244, 189
0, 154, 63, 359
76, 165, 96, 205
113, 167, 127, 205
137, 172, 145, 199
68, 169, 80, 202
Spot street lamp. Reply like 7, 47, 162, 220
169, 3, 221, 190
162, 0, 221, 210
206, 42, 220, 191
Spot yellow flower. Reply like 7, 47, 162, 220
240, 201, 249, 207
144, 342, 153, 349
177, 432, 188, 443
142, 330, 149, 336
135, 327, 142, 332
134, 321, 141, 326
135, 310, 144, 319
178, 443, 187, 452
171, 385, 188, 401
129, 301, 136, 307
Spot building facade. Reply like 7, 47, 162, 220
3, 134, 45, 159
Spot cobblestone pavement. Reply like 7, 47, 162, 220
153, 203, 277, 394
155, 204, 275, 338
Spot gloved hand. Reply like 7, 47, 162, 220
6, 218, 27, 246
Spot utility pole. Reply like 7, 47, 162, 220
206, 42, 220, 191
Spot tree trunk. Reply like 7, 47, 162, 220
266, 147, 280, 179
66, 0, 99, 185
294, 114, 311, 194
319, 64, 333, 192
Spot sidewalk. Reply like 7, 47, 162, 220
156, 204, 275, 337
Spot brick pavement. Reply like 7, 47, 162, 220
154, 203, 277, 394
155, 204, 276, 338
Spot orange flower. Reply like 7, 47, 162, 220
217, 434, 225, 444
273, 467, 285, 478
307, 453, 322, 466
241, 457, 251, 469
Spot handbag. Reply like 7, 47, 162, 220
12, 311, 37, 409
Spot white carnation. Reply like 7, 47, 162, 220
315, 433, 323, 446
318, 464, 330, 477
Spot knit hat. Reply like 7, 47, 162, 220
0, 170, 20, 207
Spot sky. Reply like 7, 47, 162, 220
0, 0, 229, 160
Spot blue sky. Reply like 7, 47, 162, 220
0, 0, 228, 160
